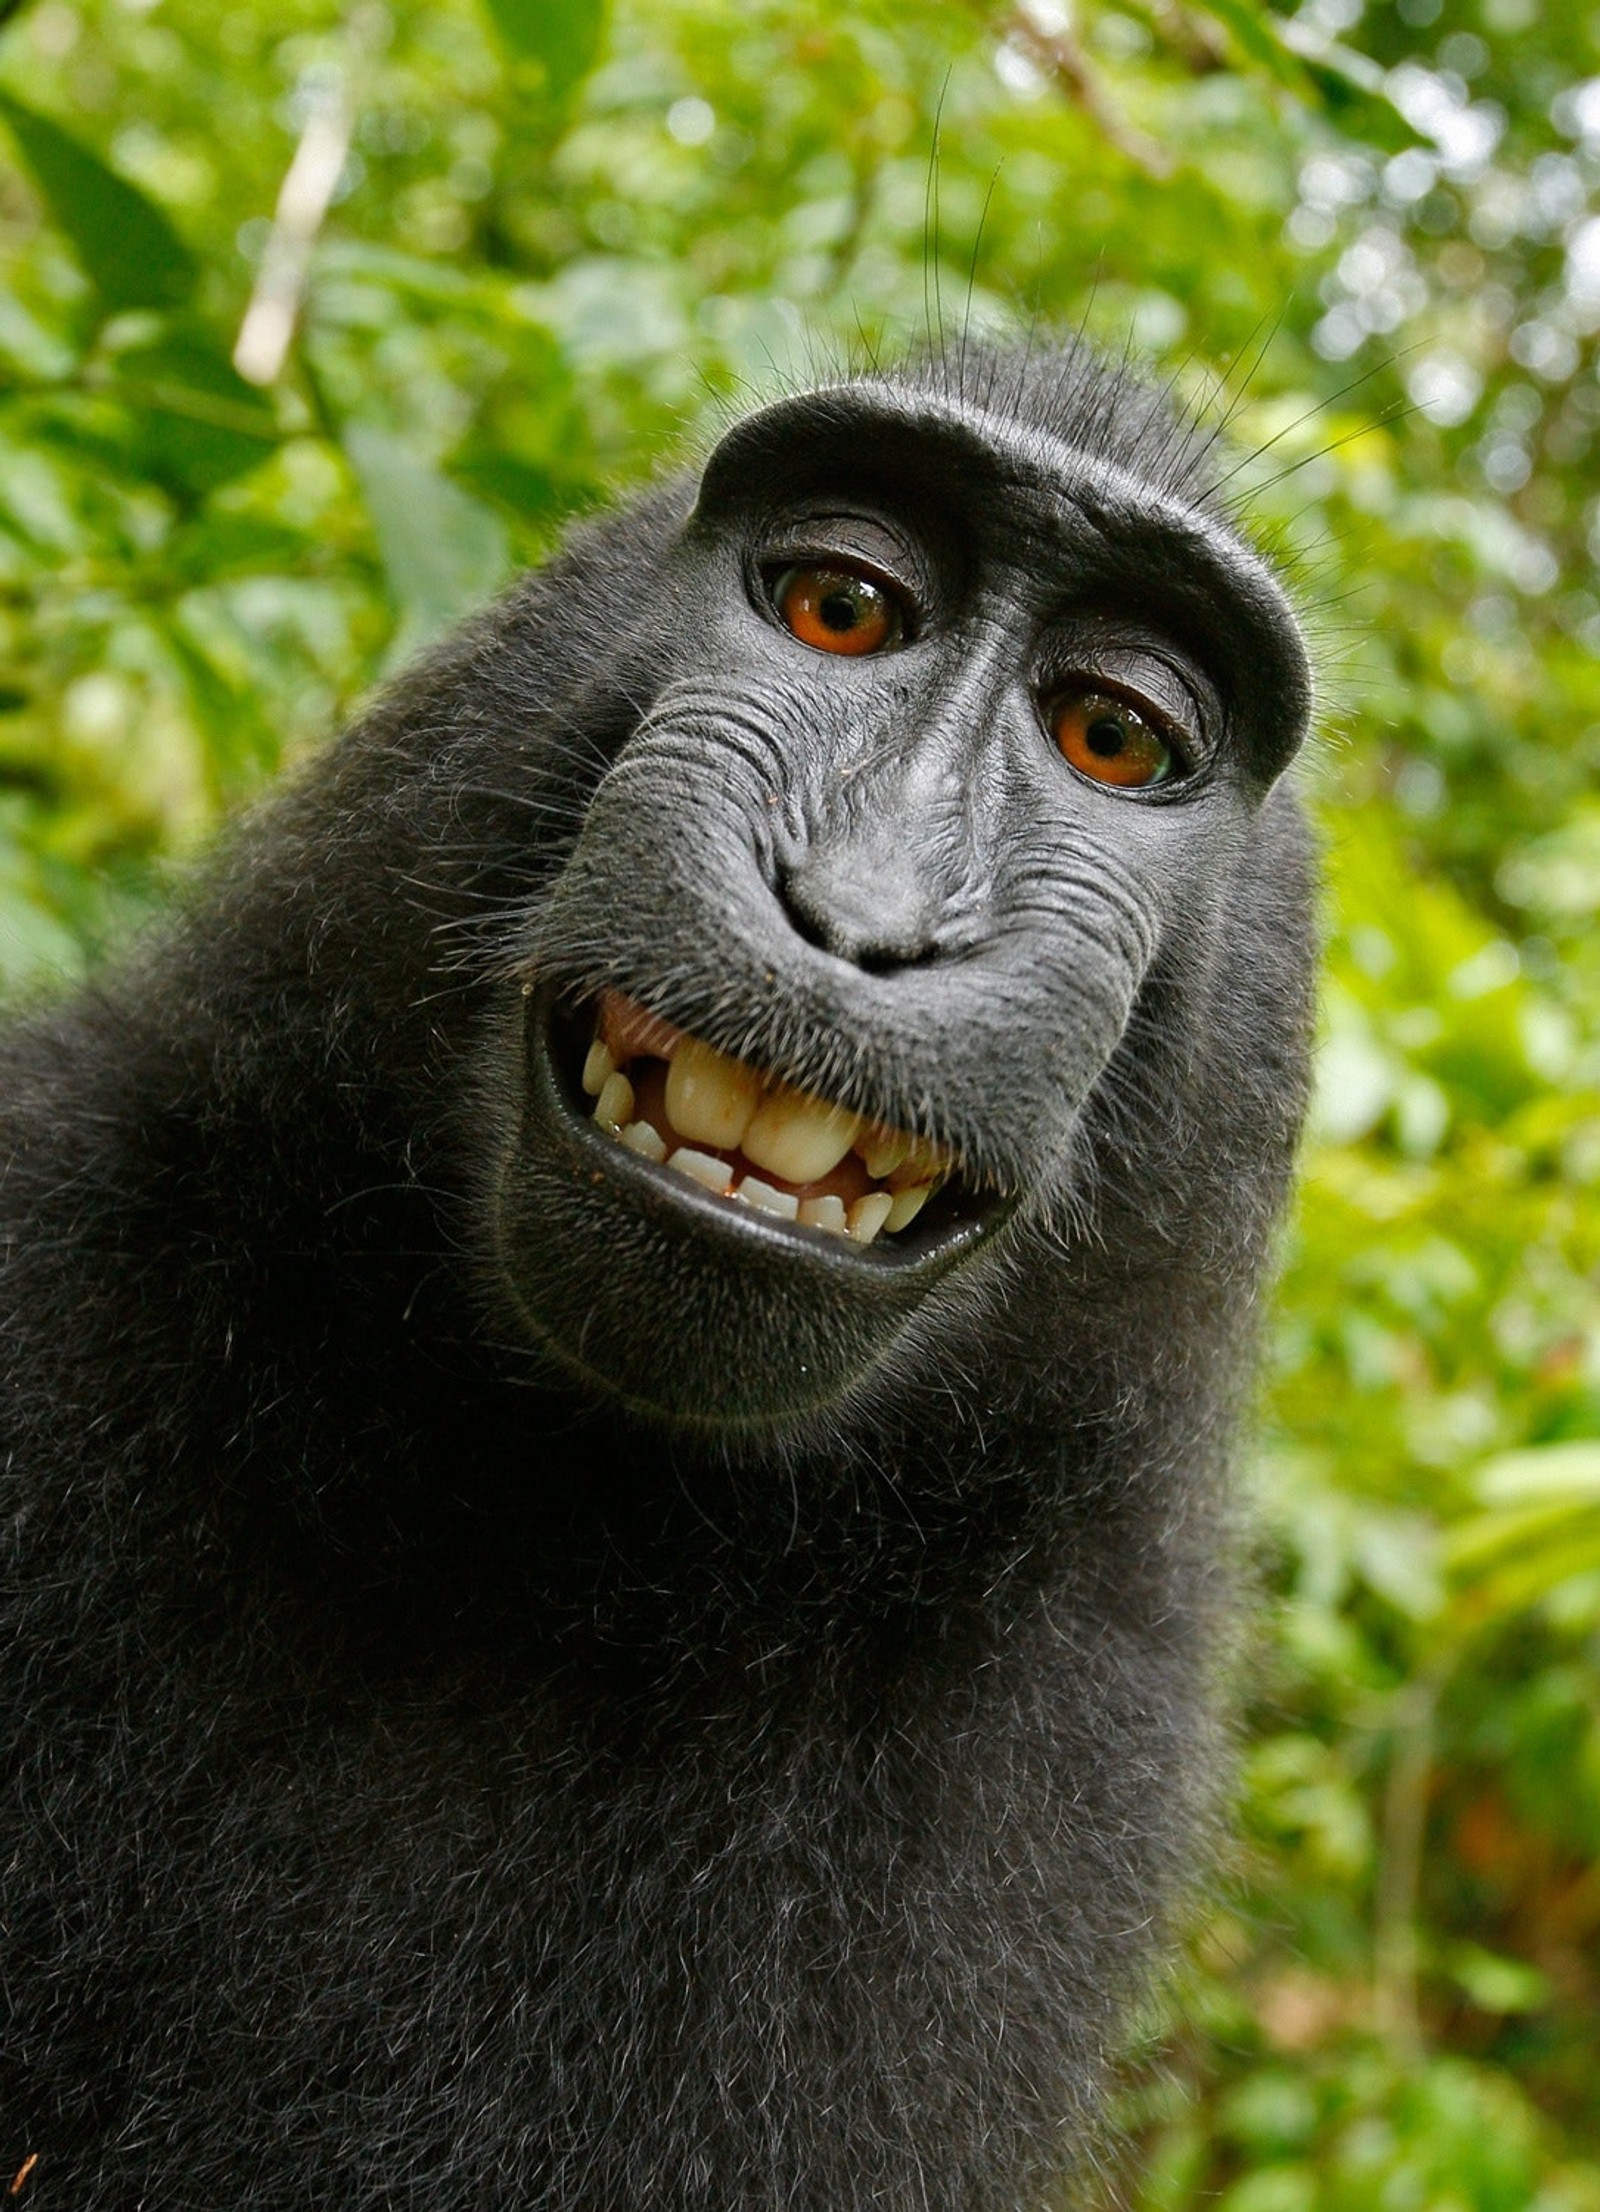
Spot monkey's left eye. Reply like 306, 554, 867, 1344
1050, 691, 1180, 790
771, 564, 904, 656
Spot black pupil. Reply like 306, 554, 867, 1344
1086, 714, 1129, 757
820, 584, 865, 631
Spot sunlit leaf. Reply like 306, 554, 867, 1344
1445, 1942, 1551, 2016
1475, 1442, 1600, 1506
1447, 1448, 1600, 1623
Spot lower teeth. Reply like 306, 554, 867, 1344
735, 1174, 798, 1221
666, 1146, 731, 1195
847, 1192, 894, 1246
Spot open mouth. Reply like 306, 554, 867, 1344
552, 989, 989, 1252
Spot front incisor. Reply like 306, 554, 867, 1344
742, 1082, 864, 1185
664, 1037, 764, 1150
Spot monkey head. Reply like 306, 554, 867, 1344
495, 362, 1313, 1430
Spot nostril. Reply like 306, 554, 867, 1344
775, 867, 832, 957
776, 857, 944, 975
857, 941, 939, 976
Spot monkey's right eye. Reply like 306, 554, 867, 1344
770, 564, 904, 656
1050, 690, 1180, 791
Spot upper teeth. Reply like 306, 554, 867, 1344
663, 1038, 765, 1151
665, 1038, 866, 1184
577, 993, 949, 1244
742, 1084, 863, 1185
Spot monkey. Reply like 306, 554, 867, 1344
0, 340, 1314, 2210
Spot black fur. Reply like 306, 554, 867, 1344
0, 344, 1314, 2208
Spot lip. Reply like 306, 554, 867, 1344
528, 986, 1007, 1279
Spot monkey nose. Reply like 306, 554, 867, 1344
776, 841, 945, 974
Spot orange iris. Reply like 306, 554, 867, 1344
1052, 692, 1174, 789
773, 565, 900, 656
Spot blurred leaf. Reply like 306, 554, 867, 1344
318, 239, 497, 309
1191, 0, 1302, 80
1445, 1942, 1551, 2016
0, 805, 85, 994
450, 448, 586, 526
0, 90, 196, 311
1187, 3, 1418, 151
1447, 1447, 1600, 1623
1299, 56, 1419, 153
159, 511, 320, 589
158, 617, 283, 791
341, 424, 510, 663
478, 0, 606, 99
1220, 2070, 1319, 2155
0, 289, 76, 378
1475, 1444, 1600, 1507
110, 325, 280, 495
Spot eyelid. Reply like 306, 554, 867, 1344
1056, 674, 1186, 740
764, 549, 906, 597
1047, 655, 1208, 763
758, 513, 926, 609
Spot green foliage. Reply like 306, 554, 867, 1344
1, 0, 1597, 2200
0, 86, 197, 307
478, 0, 608, 100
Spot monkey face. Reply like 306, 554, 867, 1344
494, 367, 1312, 1430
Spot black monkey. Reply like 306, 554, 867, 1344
0, 343, 1314, 2209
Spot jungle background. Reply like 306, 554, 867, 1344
2, 0, 1598, 2202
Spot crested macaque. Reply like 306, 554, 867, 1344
0, 342, 1314, 2209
